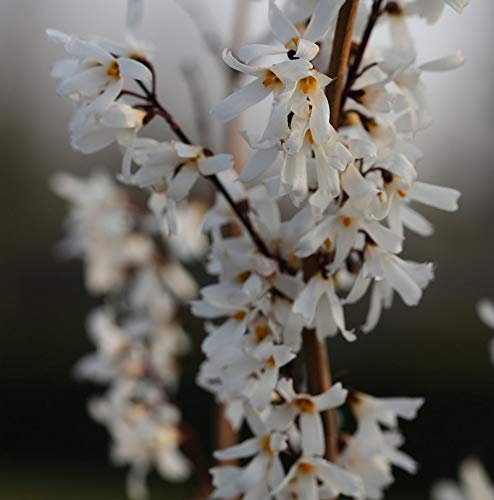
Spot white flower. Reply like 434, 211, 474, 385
125, 140, 232, 232
273, 455, 364, 499
211, 0, 345, 123
244, 342, 296, 410
70, 100, 146, 154
128, 140, 232, 199
293, 273, 356, 342
345, 244, 434, 332
89, 380, 191, 500
270, 378, 347, 456
211, 51, 312, 123
338, 421, 418, 499
47, 29, 151, 103
410, 0, 470, 24
349, 391, 425, 428
51, 171, 154, 294
477, 299, 494, 330
212, 408, 287, 498
432, 459, 494, 500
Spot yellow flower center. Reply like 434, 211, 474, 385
298, 462, 315, 474
292, 397, 316, 413
260, 435, 273, 456
265, 355, 276, 368
236, 271, 251, 283
298, 76, 318, 94
107, 60, 120, 79
232, 310, 246, 321
286, 36, 300, 51
342, 216, 352, 227
305, 129, 315, 144
255, 325, 270, 343
263, 70, 282, 89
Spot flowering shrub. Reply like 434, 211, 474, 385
48, 0, 471, 498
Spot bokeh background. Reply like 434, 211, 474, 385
1, 0, 494, 498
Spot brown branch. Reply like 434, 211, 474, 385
303, 329, 338, 461
133, 74, 283, 267
180, 424, 213, 499
216, 403, 239, 466
302, 255, 338, 462
326, 0, 360, 128
340, 0, 385, 116
300, 1, 362, 469
206, 174, 274, 260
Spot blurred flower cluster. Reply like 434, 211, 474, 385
52, 171, 205, 498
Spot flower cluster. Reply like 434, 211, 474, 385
47, 0, 470, 498
432, 459, 494, 500
52, 171, 203, 499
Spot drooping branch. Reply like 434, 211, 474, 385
327, 0, 360, 128
133, 74, 282, 267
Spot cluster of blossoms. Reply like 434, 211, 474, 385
432, 459, 494, 500
47, 0, 472, 498
52, 171, 206, 498
431, 440, 493, 497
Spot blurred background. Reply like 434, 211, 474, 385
1, 0, 494, 498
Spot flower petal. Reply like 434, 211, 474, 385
118, 57, 152, 83
268, 0, 300, 45
213, 438, 260, 461
304, 0, 345, 42
211, 78, 271, 123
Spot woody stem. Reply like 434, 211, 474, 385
303, 329, 339, 461
326, 0, 360, 128
136, 78, 280, 265
340, 0, 385, 116
302, 0, 361, 467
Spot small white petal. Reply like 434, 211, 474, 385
419, 51, 465, 72
118, 57, 152, 83
238, 43, 287, 64
199, 154, 233, 175
304, 0, 346, 42
313, 383, 348, 411
409, 182, 460, 211
211, 78, 271, 123
213, 438, 260, 461
477, 299, 494, 330
239, 147, 280, 182
167, 165, 199, 202
300, 412, 325, 456
443, 0, 470, 14
268, 0, 300, 44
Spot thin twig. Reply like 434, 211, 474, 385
133, 75, 280, 264
326, 0, 360, 128
340, 0, 385, 116
119, 89, 148, 100
206, 174, 274, 260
